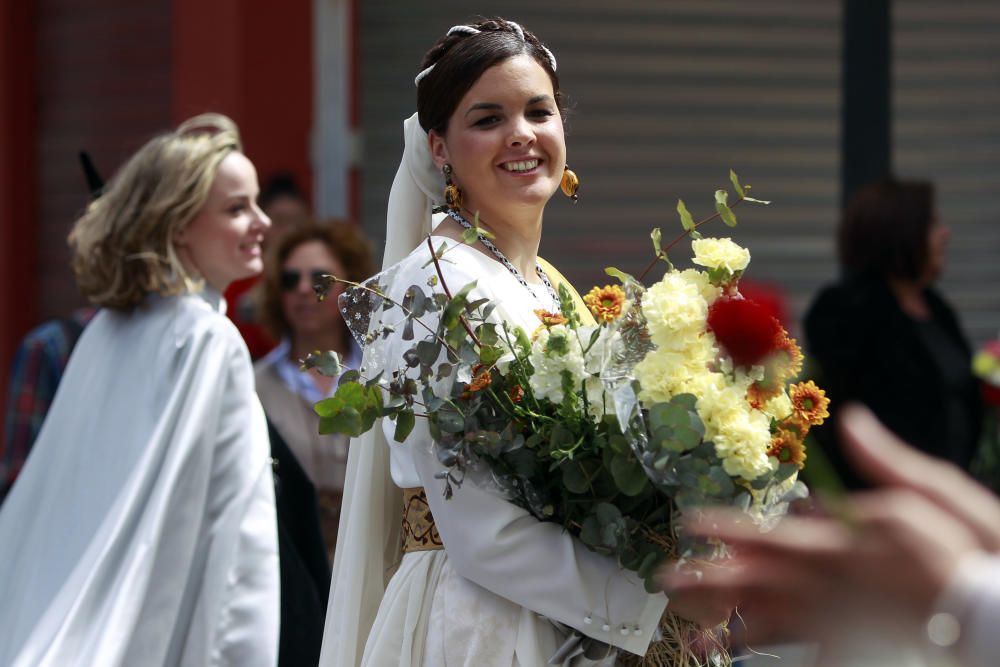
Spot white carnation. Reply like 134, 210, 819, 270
528, 326, 586, 405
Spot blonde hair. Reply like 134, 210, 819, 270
68, 113, 242, 310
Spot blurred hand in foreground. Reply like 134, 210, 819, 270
661, 403, 1000, 647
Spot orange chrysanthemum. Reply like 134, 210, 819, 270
532, 309, 568, 340
789, 380, 830, 426
462, 363, 492, 399
508, 384, 525, 403
771, 331, 804, 380
534, 309, 567, 327
583, 285, 628, 324
768, 430, 807, 469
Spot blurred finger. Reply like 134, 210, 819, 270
684, 508, 851, 557
840, 404, 1000, 550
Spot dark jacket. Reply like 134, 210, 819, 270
268, 420, 331, 667
804, 274, 982, 489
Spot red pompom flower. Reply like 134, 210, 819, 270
707, 297, 782, 368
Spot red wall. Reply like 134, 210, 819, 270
0, 0, 314, 437
0, 0, 39, 422
35, 0, 174, 321
173, 0, 314, 200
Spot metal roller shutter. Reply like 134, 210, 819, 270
895, 0, 1000, 345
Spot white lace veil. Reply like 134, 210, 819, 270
317, 113, 444, 666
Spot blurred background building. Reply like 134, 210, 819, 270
2, 0, 1000, 414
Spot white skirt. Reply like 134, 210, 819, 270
361, 550, 617, 667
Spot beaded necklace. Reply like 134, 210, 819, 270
444, 209, 560, 310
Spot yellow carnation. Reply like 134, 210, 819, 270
691, 237, 751, 273
641, 272, 709, 350
760, 391, 794, 421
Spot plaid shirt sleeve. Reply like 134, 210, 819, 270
1, 320, 77, 501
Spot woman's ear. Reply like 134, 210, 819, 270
173, 227, 189, 247
428, 130, 449, 170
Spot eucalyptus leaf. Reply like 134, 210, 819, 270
580, 516, 604, 550
402, 349, 420, 368
339, 369, 361, 386
562, 460, 594, 494
475, 323, 499, 346
715, 190, 738, 227
677, 199, 695, 232
435, 409, 465, 433
300, 350, 342, 378
509, 448, 539, 477
605, 266, 637, 285
708, 466, 736, 496
650, 227, 663, 256
416, 339, 440, 367
313, 397, 339, 418
393, 410, 416, 442
461, 226, 479, 245
674, 426, 703, 451
636, 550, 661, 581
466, 297, 490, 313
319, 406, 363, 436
733, 490, 753, 511
729, 169, 744, 197
610, 454, 649, 496
479, 345, 504, 366
775, 462, 799, 483
595, 502, 622, 525
672, 393, 698, 411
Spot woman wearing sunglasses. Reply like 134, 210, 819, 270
255, 222, 374, 558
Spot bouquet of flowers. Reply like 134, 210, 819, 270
308, 173, 826, 666
971, 340, 1000, 491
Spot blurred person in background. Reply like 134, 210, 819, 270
804, 178, 982, 489
0, 113, 279, 665
255, 221, 374, 560
227, 172, 313, 359
258, 172, 312, 241
1, 307, 95, 503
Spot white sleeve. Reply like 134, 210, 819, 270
410, 432, 666, 655
932, 551, 1000, 667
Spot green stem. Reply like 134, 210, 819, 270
426, 236, 483, 348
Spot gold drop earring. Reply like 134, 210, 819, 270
443, 163, 463, 211
561, 164, 579, 202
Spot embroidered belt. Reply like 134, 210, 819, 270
401, 486, 444, 553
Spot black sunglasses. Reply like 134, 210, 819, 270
280, 269, 329, 292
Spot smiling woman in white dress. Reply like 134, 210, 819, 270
0, 114, 280, 666
320, 18, 727, 667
